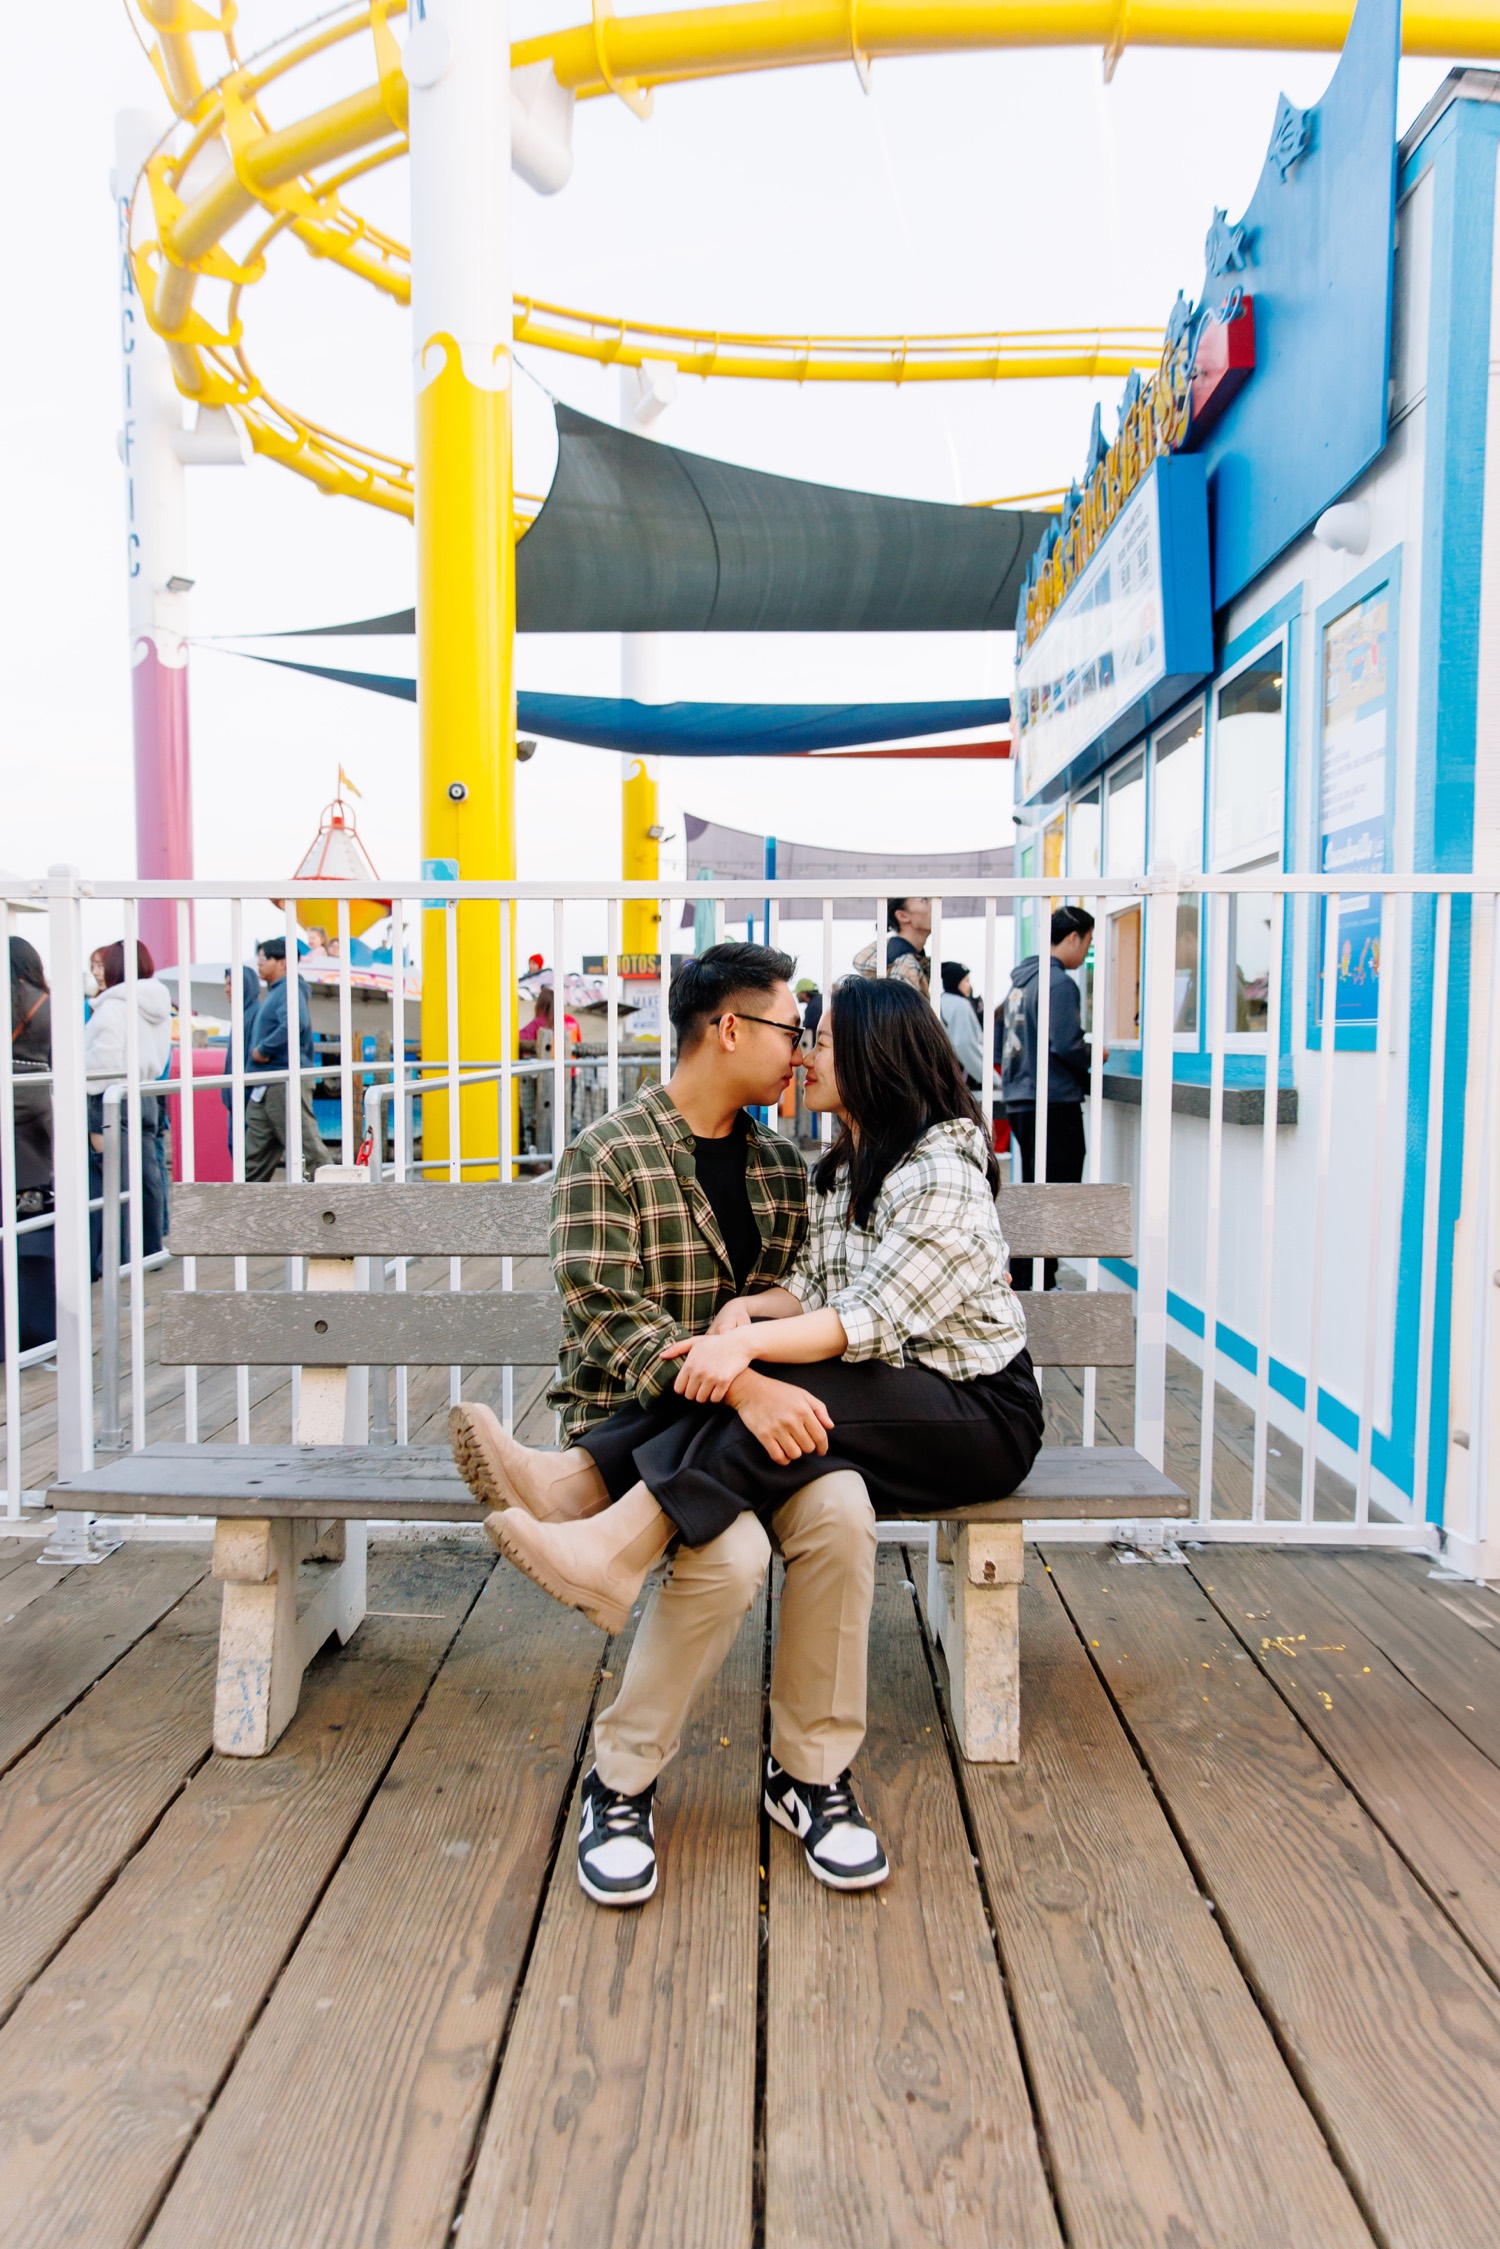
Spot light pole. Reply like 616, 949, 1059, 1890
407, 0, 515, 1174
620, 362, 675, 961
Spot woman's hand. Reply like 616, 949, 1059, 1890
725, 1371, 833, 1465
663, 1328, 757, 1402
708, 1299, 754, 1334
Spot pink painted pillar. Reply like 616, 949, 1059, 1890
117, 110, 194, 972
130, 636, 193, 972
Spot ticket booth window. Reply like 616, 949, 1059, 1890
1152, 705, 1205, 1036
1069, 788, 1102, 1030
1103, 754, 1145, 1041
1212, 644, 1286, 1038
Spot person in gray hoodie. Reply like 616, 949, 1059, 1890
999, 905, 1097, 1290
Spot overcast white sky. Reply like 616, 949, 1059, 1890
0, 5, 1456, 971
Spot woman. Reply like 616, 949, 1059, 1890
487, 975, 1044, 1635
86, 939, 174, 1274
2, 938, 57, 1356
940, 960, 985, 1091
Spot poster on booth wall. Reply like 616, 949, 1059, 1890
1319, 589, 1391, 1027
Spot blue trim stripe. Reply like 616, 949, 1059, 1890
1101, 1259, 1409, 1487
1391, 102, 1500, 1522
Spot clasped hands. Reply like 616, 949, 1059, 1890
661, 1303, 833, 1467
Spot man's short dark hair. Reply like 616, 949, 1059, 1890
257, 936, 287, 962
669, 941, 796, 1049
886, 898, 912, 931
1051, 905, 1095, 947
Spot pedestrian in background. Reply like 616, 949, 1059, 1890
852, 896, 932, 998
2, 938, 56, 1356
85, 939, 173, 1275
219, 964, 263, 1156
940, 961, 985, 1092
999, 906, 1099, 1291
795, 978, 823, 1042
246, 938, 332, 1182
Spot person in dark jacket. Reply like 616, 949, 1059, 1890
999, 906, 1097, 1290
219, 964, 264, 1154
246, 938, 332, 1181
3, 938, 56, 1356
795, 979, 823, 1042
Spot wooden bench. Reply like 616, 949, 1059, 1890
50, 1172, 1185, 1763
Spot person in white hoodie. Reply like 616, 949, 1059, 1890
85, 939, 175, 1272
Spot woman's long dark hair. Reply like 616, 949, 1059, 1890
813, 975, 998, 1227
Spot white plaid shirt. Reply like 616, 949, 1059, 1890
784, 1119, 1028, 1381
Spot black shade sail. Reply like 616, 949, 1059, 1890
255, 407, 1052, 638
518, 407, 1052, 632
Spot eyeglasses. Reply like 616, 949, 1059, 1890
712, 1011, 806, 1048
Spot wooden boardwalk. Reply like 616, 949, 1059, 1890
0, 1529, 1496, 2246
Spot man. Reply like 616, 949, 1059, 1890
794, 977, 822, 1041
245, 938, 332, 1183
852, 896, 931, 997
999, 904, 1097, 1290
448, 942, 885, 1908
220, 964, 263, 1159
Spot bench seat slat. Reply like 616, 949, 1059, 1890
1018, 1291, 1133, 1367
165, 1180, 1130, 1262
167, 1180, 553, 1259
51, 1442, 1186, 1522
158, 1291, 564, 1368
160, 1287, 1128, 1371
995, 1183, 1134, 1257
51, 1446, 484, 1520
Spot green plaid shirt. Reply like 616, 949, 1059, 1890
548, 1081, 809, 1441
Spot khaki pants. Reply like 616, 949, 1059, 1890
593, 1470, 877, 1796
244, 1080, 333, 1183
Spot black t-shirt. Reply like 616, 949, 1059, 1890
692, 1115, 762, 1294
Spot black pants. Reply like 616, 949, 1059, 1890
88, 1100, 167, 1281
576, 1350, 1045, 1550
0, 1227, 56, 1357
1007, 1103, 1086, 1291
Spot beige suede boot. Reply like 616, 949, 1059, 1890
488, 1480, 674, 1633
449, 1404, 609, 1521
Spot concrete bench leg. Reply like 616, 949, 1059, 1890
936, 1521, 1024, 1763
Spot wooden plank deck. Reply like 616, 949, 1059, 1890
0, 1534, 1495, 2246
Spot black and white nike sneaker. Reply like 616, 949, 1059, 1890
577, 1767, 658, 1907
764, 1758, 889, 1891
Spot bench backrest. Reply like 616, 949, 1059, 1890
167, 1180, 553, 1258
161, 1179, 1135, 1372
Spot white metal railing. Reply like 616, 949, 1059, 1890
2, 867, 1495, 1575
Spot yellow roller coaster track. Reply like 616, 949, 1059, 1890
125, 0, 1496, 521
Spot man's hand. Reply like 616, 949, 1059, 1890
663, 1328, 756, 1402
725, 1370, 833, 1466
708, 1299, 754, 1335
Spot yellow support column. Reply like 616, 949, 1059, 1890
408, 0, 515, 1176
417, 348, 513, 1172
621, 754, 660, 959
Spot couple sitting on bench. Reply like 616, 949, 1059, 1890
449, 942, 1043, 1909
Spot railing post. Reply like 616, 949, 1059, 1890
42, 865, 118, 1562
1133, 865, 1177, 1472
98, 1088, 125, 1451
